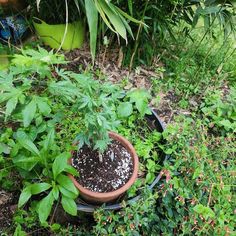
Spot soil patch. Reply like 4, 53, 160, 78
72, 140, 134, 193
0, 190, 17, 232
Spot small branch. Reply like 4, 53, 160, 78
99, 152, 103, 163
207, 184, 214, 207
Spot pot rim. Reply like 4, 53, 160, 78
68, 131, 139, 199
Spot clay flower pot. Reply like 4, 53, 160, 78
68, 131, 139, 204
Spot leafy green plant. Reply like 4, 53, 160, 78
201, 88, 236, 133
93, 189, 159, 235
0, 47, 152, 228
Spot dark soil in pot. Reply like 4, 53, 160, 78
72, 140, 134, 193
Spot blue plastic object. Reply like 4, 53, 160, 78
0, 15, 28, 43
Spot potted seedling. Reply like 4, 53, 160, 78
27, 0, 84, 50
65, 73, 151, 203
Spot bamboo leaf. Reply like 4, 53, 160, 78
85, 0, 98, 63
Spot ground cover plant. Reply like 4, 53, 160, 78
0, 47, 165, 234
0, 3, 236, 234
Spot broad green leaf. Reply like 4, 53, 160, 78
38, 191, 54, 223
57, 174, 78, 197
85, 0, 98, 62
16, 131, 40, 156
18, 186, 32, 207
58, 186, 78, 199
64, 165, 79, 177
117, 102, 133, 117
5, 97, 18, 120
30, 183, 51, 195
13, 224, 27, 236
145, 172, 155, 184
0, 143, 11, 154
13, 155, 39, 171
61, 195, 77, 216
22, 99, 37, 127
52, 152, 71, 179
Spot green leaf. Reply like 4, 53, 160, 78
61, 195, 77, 216
99, 0, 127, 40
22, 99, 37, 127
193, 204, 215, 219
13, 224, 27, 236
85, 0, 98, 62
145, 172, 155, 184
193, 167, 202, 179
16, 131, 40, 156
127, 89, 151, 116
64, 165, 79, 177
30, 183, 51, 195
117, 102, 133, 117
52, 185, 59, 200
5, 97, 18, 120
18, 186, 32, 207
52, 152, 71, 179
38, 191, 54, 223
13, 155, 39, 171
43, 128, 55, 151
57, 174, 78, 198
58, 186, 78, 199
36, 97, 51, 115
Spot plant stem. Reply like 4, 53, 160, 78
129, 0, 149, 71
99, 152, 103, 163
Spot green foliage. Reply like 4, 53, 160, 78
0, 48, 152, 230
201, 88, 236, 133
28, 0, 142, 61
93, 189, 159, 235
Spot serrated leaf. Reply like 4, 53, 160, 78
22, 99, 37, 127
117, 102, 133, 117
127, 89, 151, 116
37, 98, 51, 115
61, 195, 77, 216
5, 97, 18, 120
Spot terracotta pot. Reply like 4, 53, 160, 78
68, 131, 139, 204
